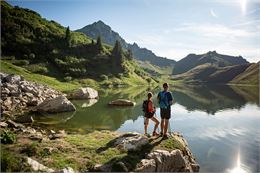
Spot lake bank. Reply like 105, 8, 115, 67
0, 72, 199, 172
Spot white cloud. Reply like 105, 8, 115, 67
174, 23, 254, 38
210, 9, 218, 18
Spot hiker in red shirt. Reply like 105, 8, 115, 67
144, 92, 159, 136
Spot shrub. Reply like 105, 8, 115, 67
146, 78, 152, 83
26, 64, 48, 74
12, 60, 29, 66
29, 53, 35, 60
64, 76, 72, 82
100, 74, 108, 81
0, 130, 16, 144
117, 73, 124, 79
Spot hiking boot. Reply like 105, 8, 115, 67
144, 133, 151, 138
162, 134, 169, 140
152, 131, 159, 136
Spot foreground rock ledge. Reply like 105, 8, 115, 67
94, 132, 199, 172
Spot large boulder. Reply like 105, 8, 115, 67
68, 87, 98, 99
36, 96, 76, 113
108, 99, 136, 106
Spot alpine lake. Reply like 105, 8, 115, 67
29, 84, 260, 172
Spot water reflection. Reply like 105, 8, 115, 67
172, 84, 259, 115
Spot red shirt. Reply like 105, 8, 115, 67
148, 100, 155, 113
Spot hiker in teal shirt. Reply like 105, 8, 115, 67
157, 83, 173, 138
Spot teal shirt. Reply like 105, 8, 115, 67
158, 91, 173, 109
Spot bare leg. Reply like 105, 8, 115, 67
144, 118, 149, 134
164, 119, 169, 135
160, 119, 165, 134
151, 117, 159, 133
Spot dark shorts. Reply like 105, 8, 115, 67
160, 107, 171, 119
145, 111, 155, 118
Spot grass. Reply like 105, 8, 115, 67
1, 131, 186, 172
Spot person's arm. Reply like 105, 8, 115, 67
157, 92, 160, 103
168, 92, 173, 105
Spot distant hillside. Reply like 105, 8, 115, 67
172, 51, 249, 75
172, 63, 255, 84
230, 62, 259, 85
1, 1, 154, 86
76, 20, 176, 67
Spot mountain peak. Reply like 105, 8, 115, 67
76, 22, 176, 67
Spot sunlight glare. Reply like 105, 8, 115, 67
228, 150, 250, 173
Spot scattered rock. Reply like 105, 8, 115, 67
49, 130, 66, 140
0, 121, 8, 128
56, 167, 74, 173
6, 120, 24, 128
37, 96, 76, 113
68, 87, 98, 99
108, 99, 136, 106
26, 157, 54, 172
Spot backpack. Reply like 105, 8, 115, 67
142, 100, 150, 114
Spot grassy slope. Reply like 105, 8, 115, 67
1, 131, 184, 172
230, 62, 259, 85
0, 60, 156, 92
172, 63, 257, 85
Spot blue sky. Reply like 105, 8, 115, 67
7, 0, 260, 62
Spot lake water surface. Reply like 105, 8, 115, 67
33, 84, 260, 172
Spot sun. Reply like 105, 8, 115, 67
240, 0, 247, 15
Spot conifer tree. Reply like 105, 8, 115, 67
65, 26, 71, 47
96, 36, 103, 52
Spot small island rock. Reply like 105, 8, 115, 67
108, 99, 136, 106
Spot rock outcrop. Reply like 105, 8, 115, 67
108, 99, 136, 106
0, 72, 75, 115
68, 87, 98, 99
36, 96, 76, 113
94, 132, 200, 172
114, 132, 149, 151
